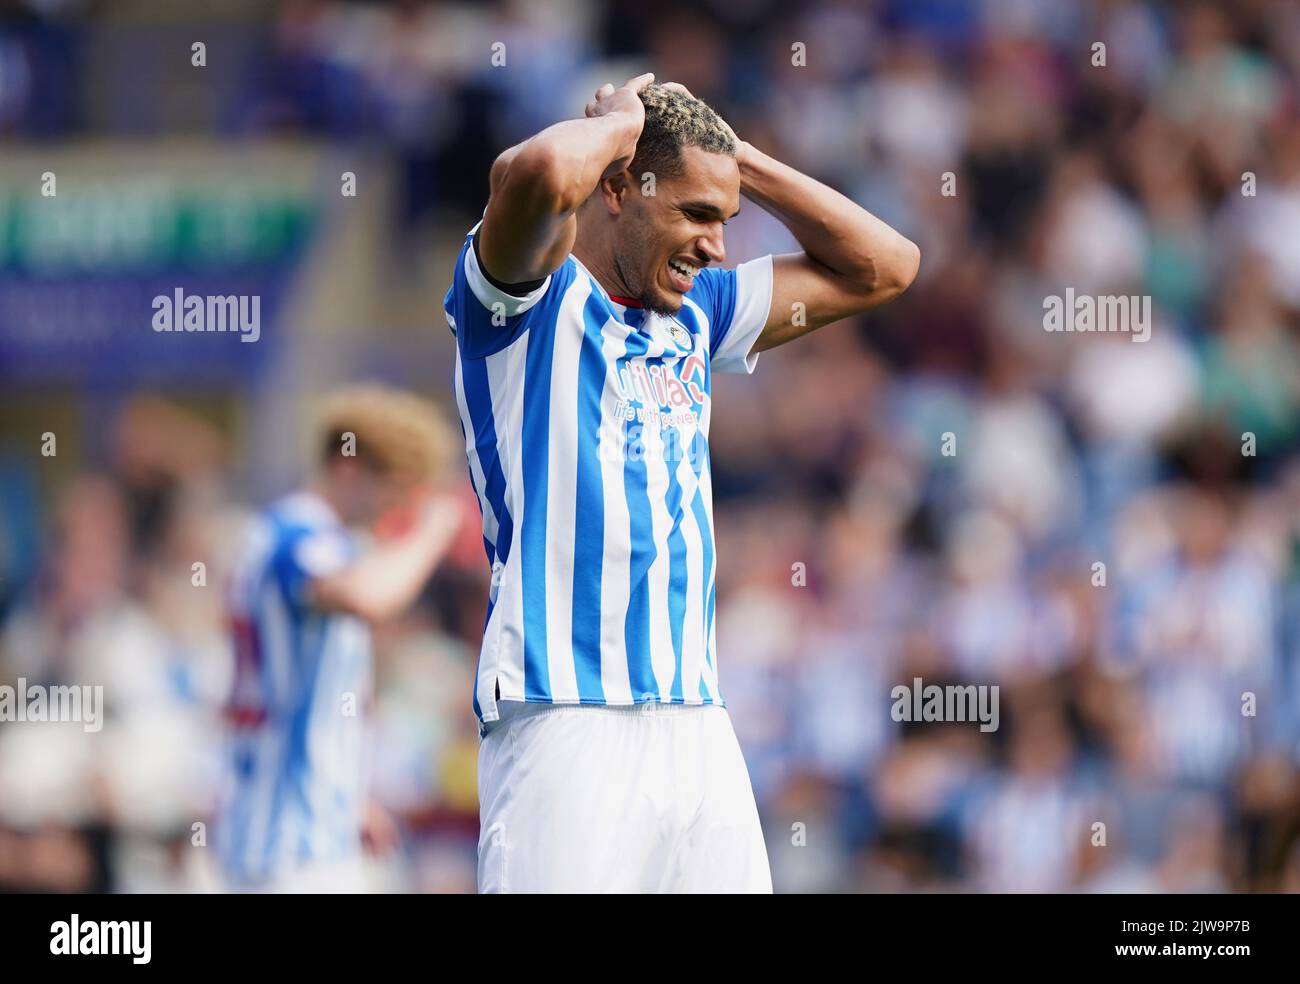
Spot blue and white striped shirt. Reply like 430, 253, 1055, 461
444, 226, 773, 730
216, 492, 371, 884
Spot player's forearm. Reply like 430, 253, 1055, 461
494, 112, 642, 217
737, 142, 920, 295
312, 501, 459, 622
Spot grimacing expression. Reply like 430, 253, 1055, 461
615, 146, 740, 315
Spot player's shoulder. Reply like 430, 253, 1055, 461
684, 257, 773, 329
451, 221, 580, 293
445, 223, 582, 359
261, 493, 347, 557
265, 491, 337, 530
680, 264, 736, 322
259, 493, 355, 591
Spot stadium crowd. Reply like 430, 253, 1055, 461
2, 0, 1300, 891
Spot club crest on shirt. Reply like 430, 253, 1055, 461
666, 321, 691, 348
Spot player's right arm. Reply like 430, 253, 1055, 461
475, 73, 654, 286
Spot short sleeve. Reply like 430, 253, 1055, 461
442, 224, 573, 361
691, 255, 774, 375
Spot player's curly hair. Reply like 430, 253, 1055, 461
316, 384, 456, 487
631, 83, 736, 180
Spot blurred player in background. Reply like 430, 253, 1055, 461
446, 76, 919, 892
214, 385, 462, 892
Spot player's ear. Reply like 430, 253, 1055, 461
598, 170, 632, 215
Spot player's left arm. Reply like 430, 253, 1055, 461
737, 141, 921, 351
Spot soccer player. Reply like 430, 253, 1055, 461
215, 385, 461, 892
445, 76, 920, 892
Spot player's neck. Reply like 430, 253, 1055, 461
572, 233, 633, 305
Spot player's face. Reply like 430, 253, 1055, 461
328, 460, 383, 526
329, 459, 411, 528
617, 146, 740, 315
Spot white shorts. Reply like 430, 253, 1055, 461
477, 701, 772, 893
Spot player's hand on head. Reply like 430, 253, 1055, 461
584, 72, 654, 120
585, 73, 653, 180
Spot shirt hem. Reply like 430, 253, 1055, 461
476, 693, 728, 733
